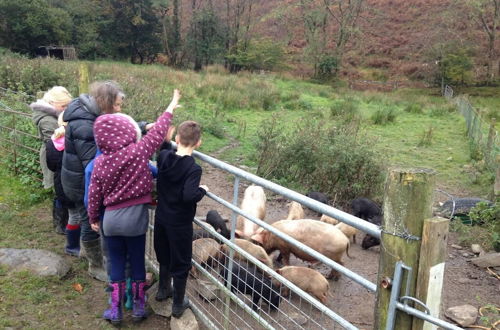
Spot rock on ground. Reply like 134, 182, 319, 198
195, 278, 220, 301
445, 304, 478, 327
0, 248, 70, 277
148, 282, 172, 318
471, 253, 500, 268
170, 308, 199, 330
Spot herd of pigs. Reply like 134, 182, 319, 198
190, 185, 382, 312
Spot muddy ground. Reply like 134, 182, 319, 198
188, 163, 500, 329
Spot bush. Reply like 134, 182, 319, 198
316, 56, 338, 80
404, 103, 423, 114
330, 98, 361, 123
417, 126, 434, 147
226, 38, 285, 72
371, 108, 397, 125
454, 201, 500, 252
255, 115, 384, 204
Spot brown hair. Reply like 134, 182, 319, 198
89, 81, 124, 114
177, 120, 201, 147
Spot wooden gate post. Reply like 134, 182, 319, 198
413, 217, 450, 330
79, 63, 90, 95
374, 167, 436, 329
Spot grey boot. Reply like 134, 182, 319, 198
81, 238, 108, 282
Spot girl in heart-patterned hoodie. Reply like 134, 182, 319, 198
87, 89, 180, 325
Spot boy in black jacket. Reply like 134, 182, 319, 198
153, 121, 208, 318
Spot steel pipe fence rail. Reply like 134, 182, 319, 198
190, 147, 381, 239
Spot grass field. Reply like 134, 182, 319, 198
1, 57, 499, 199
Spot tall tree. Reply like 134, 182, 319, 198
224, 0, 255, 72
468, 0, 499, 83
299, 0, 329, 77
187, 6, 224, 71
100, 0, 162, 63
322, 0, 364, 75
152, 0, 181, 66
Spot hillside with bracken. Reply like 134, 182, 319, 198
243, 0, 494, 82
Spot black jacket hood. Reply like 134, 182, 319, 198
63, 94, 99, 122
159, 151, 195, 183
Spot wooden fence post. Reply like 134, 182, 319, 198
374, 167, 436, 329
79, 63, 90, 95
413, 217, 450, 330
494, 156, 500, 203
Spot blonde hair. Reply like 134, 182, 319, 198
42, 86, 72, 107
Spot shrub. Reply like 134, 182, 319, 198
371, 108, 397, 125
456, 201, 500, 252
255, 115, 384, 204
429, 104, 455, 117
330, 98, 361, 123
417, 126, 434, 147
316, 56, 338, 80
404, 103, 423, 114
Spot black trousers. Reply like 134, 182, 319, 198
154, 221, 193, 280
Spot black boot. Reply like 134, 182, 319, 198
52, 199, 67, 235
171, 277, 189, 318
155, 265, 173, 301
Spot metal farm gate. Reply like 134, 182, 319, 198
0, 87, 464, 330
144, 145, 464, 330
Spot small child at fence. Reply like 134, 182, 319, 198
87, 89, 180, 325
45, 112, 77, 253
153, 120, 209, 318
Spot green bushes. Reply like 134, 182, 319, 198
0, 57, 79, 96
404, 103, 423, 114
371, 107, 397, 125
255, 115, 384, 204
451, 202, 500, 252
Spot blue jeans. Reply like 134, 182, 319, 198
68, 202, 99, 242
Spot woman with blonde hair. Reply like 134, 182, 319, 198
30, 86, 73, 234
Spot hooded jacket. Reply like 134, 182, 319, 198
87, 111, 173, 224
154, 149, 206, 227
61, 94, 100, 203
31, 100, 59, 189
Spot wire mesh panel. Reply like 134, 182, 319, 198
145, 202, 358, 330
454, 95, 499, 171
0, 88, 42, 182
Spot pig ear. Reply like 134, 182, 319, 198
275, 268, 281, 275
235, 229, 244, 238
251, 232, 264, 245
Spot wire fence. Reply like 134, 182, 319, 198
445, 85, 500, 171
0, 88, 42, 183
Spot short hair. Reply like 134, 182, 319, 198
177, 121, 201, 147
89, 80, 124, 114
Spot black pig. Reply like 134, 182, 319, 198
207, 210, 230, 239
220, 261, 281, 311
350, 197, 381, 220
361, 214, 382, 250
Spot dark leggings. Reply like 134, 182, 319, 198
154, 222, 192, 280
105, 234, 146, 282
